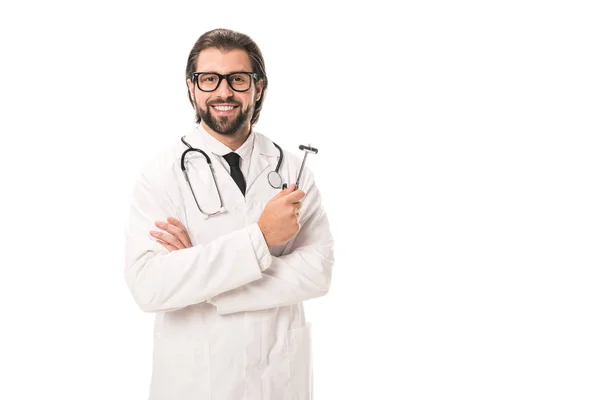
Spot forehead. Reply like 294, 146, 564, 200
195, 48, 252, 73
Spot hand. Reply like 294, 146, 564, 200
150, 216, 192, 252
257, 183, 304, 248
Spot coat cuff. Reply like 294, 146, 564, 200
247, 222, 273, 272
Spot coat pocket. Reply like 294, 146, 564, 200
285, 324, 313, 400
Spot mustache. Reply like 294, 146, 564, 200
207, 98, 241, 106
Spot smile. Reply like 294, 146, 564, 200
211, 105, 237, 111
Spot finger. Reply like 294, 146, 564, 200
150, 230, 185, 249
272, 183, 296, 200
285, 189, 305, 203
166, 217, 193, 248
156, 238, 178, 252
155, 221, 190, 248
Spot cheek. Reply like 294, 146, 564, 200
229, 96, 252, 111
194, 94, 210, 107
243, 93, 258, 108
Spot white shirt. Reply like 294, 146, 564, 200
197, 123, 255, 182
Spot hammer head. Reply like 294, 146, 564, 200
299, 144, 318, 154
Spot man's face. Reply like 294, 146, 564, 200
187, 48, 263, 136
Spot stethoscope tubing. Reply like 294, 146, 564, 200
179, 135, 285, 217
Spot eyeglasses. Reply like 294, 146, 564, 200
191, 71, 259, 92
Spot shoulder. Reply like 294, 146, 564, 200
135, 136, 186, 192
253, 130, 303, 167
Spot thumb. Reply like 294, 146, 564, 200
275, 183, 295, 198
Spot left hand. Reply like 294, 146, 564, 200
150, 216, 192, 252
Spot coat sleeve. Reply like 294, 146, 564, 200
123, 170, 272, 313
207, 167, 335, 315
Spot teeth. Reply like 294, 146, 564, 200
214, 106, 234, 111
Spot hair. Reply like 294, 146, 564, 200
185, 28, 268, 126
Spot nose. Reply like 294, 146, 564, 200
214, 76, 234, 98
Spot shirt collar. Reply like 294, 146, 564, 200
196, 123, 254, 162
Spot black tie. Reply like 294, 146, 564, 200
223, 152, 246, 195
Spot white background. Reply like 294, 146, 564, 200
1, 1, 599, 399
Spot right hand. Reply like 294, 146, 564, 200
257, 184, 305, 247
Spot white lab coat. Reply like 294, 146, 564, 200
123, 124, 334, 400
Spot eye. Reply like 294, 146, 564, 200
231, 74, 248, 83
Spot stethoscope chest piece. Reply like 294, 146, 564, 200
267, 171, 282, 189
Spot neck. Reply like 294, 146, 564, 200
201, 121, 251, 151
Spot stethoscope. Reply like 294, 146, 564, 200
180, 135, 286, 218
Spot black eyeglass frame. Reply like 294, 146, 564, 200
191, 71, 261, 92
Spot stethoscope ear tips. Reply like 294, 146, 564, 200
282, 183, 287, 189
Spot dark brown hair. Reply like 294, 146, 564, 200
185, 28, 268, 126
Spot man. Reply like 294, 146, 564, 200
123, 28, 334, 400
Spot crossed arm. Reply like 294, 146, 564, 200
123, 169, 334, 314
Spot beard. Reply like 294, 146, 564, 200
195, 99, 253, 136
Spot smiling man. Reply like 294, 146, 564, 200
189, 47, 260, 143
123, 29, 335, 400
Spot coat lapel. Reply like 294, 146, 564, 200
245, 131, 280, 194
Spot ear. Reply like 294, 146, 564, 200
255, 79, 264, 102
186, 78, 195, 100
